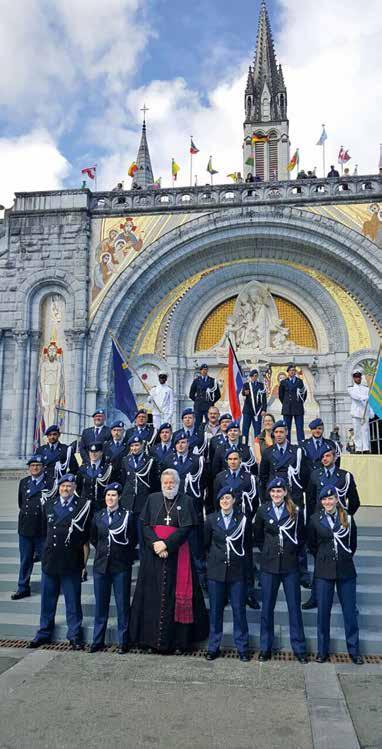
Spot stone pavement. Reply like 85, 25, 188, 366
0, 649, 380, 749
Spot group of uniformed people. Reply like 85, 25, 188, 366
12, 362, 363, 663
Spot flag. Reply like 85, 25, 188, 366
227, 172, 238, 182
151, 177, 161, 189
81, 166, 96, 180
287, 149, 299, 172
207, 156, 218, 175
190, 138, 199, 155
172, 159, 180, 180
128, 161, 138, 177
369, 354, 382, 419
245, 156, 255, 167
252, 134, 268, 143
316, 127, 327, 146
338, 147, 351, 164
112, 340, 137, 422
227, 339, 244, 420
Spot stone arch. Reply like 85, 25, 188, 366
87, 206, 382, 400
18, 275, 77, 331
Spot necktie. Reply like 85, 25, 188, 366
92, 464, 96, 473
32, 479, 37, 486
326, 469, 331, 478
163, 445, 167, 453
95, 428, 99, 437
50, 444, 54, 451
186, 430, 190, 438
115, 441, 120, 448
180, 455, 184, 464
279, 446, 284, 455
109, 511, 114, 526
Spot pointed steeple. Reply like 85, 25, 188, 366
134, 105, 154, 189
252, 0, 279, 94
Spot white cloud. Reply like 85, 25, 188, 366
0, 130, 70, 208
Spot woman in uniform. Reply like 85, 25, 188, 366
308, 486, 363, 664
90, 482, 135, 653
254, 477, 307, 662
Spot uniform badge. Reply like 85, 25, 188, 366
177, 506, 181, 510
269, 519, 274, 524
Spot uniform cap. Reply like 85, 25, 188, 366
227, 420, 240, 431
200, 363, 208, 370
286, 363, 296, 372
174, 431, 188, 445
272, 419, 288, 433
352, 370, 362, 377
226, 447, 241, 458
92, 409, 105, 417
110, 420, 124, 429
309, 418, 323, 429
319, 486, 337, 500
217, 486, 235, 500
158, 422, 172, 433
89, 442, 103, 452
249, 369, 259, 376
318, 444, 336, 460
135, 409, 147, 417
267, 477, 287, 491
128, 435, 143, 445
45, 424, 60, 435
27, 454, 43, 465
219, 412, 232, 423
182, 408, 194, 418
58, 473, 76, 485
104, 482, 122, 494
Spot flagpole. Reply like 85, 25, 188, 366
322, 125, 326, 177
108, 329, 163, 415
94, 164, 98, 191
362, 341, 382, 423
190, 136, 193, 187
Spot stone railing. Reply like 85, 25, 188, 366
12, 176, 382, 215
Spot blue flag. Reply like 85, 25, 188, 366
112, 340, 137, 421
316, 127, 327, 146
369, 356, 382, 419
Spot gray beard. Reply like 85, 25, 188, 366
162, 488, 178, 500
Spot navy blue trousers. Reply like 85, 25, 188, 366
93, 568, 132, 647
194, 409, 208, 431
242, 412, 262, 441
17, 534, 45, 593
260, 570, 306, 655
36, 570, 83, 641
284, 414, 305, 443
188, 504, 206, 578
316, 576, 360, 657
208, 579, 249, 654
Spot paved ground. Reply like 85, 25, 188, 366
339, 668, 382, 749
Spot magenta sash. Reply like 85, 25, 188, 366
153, 525, 193, 624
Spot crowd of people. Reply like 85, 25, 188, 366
12, 363, 365, 664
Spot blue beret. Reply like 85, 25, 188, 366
104, 482, 122, 494
45, 424, 60, 435
27, 454, 43, 465
135, 409, 147, 417
226, 446, 241, 457
58, 473, 76, 485
158, 422, 172, 432
319, 486, 337, 500
92, 409, 105, 417
88, 442, 103, 452
267, 477, 287, 491
217, 486, 235, 500
272, 419, 288, 433
318, 444, 335, 460
309, 418, 323, 429
219, 413, 232, 423
200, 363, 208, 369
286, 363, 295, 372
227, 420, 240, 430
250, 369, 259, 376
128, 435, 143, 445
110, 420, 124, 429
182, 408, 194, 418
174, 431, 188, 445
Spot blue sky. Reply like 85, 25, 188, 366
0, 0, 380, 204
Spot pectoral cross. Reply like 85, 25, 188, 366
165, 514, 171, 525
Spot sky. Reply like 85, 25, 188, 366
0, 0, 381, 206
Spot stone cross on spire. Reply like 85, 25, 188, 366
134, 105, 154, 189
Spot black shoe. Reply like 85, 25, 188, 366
205, 650, 220, 661
89, 643, 105, 653
69, 639, 84, 651
300, 580, 312, 590
296, 654, 308, 664
81, 570, 88, 583
258, 651, 271, 662
199, 575, 208, 593
246, 596, 260, 610
11, 591, 31, 600
350, 655, 364, 665
28, 637, 50, 648
118, 645, 130, 654
315, 654, 329, 663
32, 555, 41, 564
239, 652, 250, 662
302, 598, 317, 610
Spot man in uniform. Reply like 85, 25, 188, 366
11, 455, 49, 601
103, 420, 129, 483
241, 368, 267, 443
278, 364, 307, 443
303, 443, 360, 610
125, 409, 155, 445
300, 418, 340, 473
212, 421, 254, 478
173, 408, 203, 453
37, 424, 78, 488
149, 422, 174, 469
348, 369, 372, 453
148, 372, 174, 429
120, 435, 160, 551
76, 443, 114, 513
79, 409, 111, 461
198, 405, 221, 513
189, 363, 221, 430
209, 413, 232, 463
259, 419, 311, 587
28, 474, 91, 649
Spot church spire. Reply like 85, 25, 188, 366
134, 104, 154, 189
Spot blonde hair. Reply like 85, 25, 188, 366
338, 505, 349, 528
285, 491, 298, 520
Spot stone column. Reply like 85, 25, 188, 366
0, 330, 5, 425
65, 329, 87, 441
25, 331, 41, 457
12, 330, 29, 459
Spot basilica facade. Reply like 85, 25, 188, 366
0, 2, 381, 465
